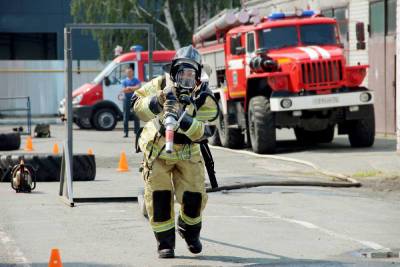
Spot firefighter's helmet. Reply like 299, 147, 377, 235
170, 46, 202, 88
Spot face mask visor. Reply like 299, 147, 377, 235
175, 68, 197, 90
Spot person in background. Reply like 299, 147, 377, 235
121, 64, 141, 137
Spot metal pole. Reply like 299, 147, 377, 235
148, 24, 154, 80
64, 27, 73, 194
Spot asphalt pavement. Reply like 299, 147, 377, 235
0, 124, 399, 266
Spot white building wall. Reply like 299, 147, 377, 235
396, 0, 400, 150
347, 0, 369, 86
0, 60, 106, 115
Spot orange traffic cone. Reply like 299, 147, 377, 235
24, 136, 34, 151
117, 151, 129, 172
87, 148, 94, 155
52, 144, 59, 154
48, 248, 63, 267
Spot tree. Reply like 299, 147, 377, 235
70, 0, 241, 60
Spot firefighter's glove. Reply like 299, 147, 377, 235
157, 86, 177, 106
163, 99, 179, 121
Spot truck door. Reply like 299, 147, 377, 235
226, 33, 246, 99
103, 61, 138, 112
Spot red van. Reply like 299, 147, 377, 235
59, 50, 175, 130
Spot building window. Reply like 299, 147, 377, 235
0, 33, 57, 60
370, 1, 385, 36
322, 7, 348, 42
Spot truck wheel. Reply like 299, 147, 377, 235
295, 126, 335, 144
75, 118, 92, 129
0, 133, 21, 151
216, 102, 244, 149
248, 96, 276, 154
92, 108, 117, 131
208, 126, 221, 146
348, 105, 375, 147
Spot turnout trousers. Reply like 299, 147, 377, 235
142, 154, 207, 249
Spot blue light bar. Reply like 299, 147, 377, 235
302, 10, 315, 17
268, 12, 285, 20
130, 45, 144, 52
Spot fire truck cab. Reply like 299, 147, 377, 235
195, 10, 375, 154
59, 50, 175, 131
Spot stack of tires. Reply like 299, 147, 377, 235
0, 133, 21, 151
0, 154, 96, 182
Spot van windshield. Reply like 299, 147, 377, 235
92, 61, 116, 84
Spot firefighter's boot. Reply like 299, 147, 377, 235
155, 228, 175, 258
178, 216, 202, 254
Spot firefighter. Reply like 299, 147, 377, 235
131, 46, 218, 258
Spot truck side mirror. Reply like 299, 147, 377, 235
235, 46, 245, 55
104, 76, 111, 86
356, 22, 366, 50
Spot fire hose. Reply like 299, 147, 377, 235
205, 146, 360, 193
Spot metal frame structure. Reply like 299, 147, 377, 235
0, 96, 32, 135
59, 23, 154, 207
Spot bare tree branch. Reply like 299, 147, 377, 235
178, 4, 192, 32
137, 4, 169, 29
163, 0, 181, 49
193, 0, 199, 31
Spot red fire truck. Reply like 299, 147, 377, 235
194, 10, 375, 154
59, 50, 175, 131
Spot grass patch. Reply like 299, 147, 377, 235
352, 170, 383, 178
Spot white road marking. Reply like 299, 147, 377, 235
0, 226, 30, 266
310, 46, 331, 59
244, 207, 388, 251
298, 47, 319, 60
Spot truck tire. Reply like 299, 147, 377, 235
92, 108, 117, 131
75, 118, 93, 129
348, 105, 375, 147
0, 133, 21, 151
208, 126, 221, 146
216, 102, 244, 149
295, 125, 335, 144
248, 96, 276, 154
0, 154, 95, 182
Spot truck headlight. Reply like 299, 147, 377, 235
72, 94, 83, 105
281, 98, 292, 109
360, 92, 371, 103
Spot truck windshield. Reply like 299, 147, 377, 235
92, 61, 116, 84
300, 24, 337, 45
258, 26, 298, 50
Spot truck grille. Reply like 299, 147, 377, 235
300, 60, 343, 89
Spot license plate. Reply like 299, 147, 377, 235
312, 96, 339, 105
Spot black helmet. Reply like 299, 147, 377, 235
170, 46, 202, 82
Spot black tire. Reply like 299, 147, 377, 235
216, 101, 244, 149
0, 133, 21, 151
208, 126, 222, 146
75, 117, 93, 129
0, 154, 96, 182
348, 105, 375, 147
92, 108, 117, 131
248, 96, 276, 154
295, 125, 335, 145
